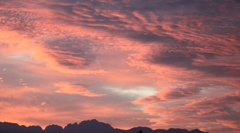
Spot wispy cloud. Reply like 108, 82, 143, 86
54, 82, 106, 97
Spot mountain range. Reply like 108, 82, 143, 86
0, 119, 208, 133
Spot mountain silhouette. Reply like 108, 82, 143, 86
44, 124, 63, 133
0, 119, 209, 133
136, 129, 143, 133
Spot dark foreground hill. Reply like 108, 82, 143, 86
0, 119, 208, 133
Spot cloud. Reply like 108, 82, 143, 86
141, 91, 240, 132
39, 36, 96, 69
148, 51, 240, 78
54, 82, 106, 97
133, 86, 201, 104
40, 102, 46, 106
0, 0, 240, 133
187, 91, 240, 107
0, 88, 151, 130
104, 85, 158, 98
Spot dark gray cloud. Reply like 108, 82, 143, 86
164, 87, 201, 100
150, 51, 240, 77
126, 33, 178, 44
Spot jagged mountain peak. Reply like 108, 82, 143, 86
0, 120, 208, 133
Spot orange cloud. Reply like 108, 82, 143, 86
54, 82, 106, 97
29, 37, 108, 75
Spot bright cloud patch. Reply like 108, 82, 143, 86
104, 86, 158, 98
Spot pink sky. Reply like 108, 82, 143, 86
0, 0, 240, 133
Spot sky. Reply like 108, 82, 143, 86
0, 0, 240, 133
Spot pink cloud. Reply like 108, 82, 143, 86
54, 82, 106, 97
140, 91, 240, 132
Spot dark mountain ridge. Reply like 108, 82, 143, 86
0, 119, 209, 133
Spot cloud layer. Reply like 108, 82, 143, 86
0, 0, 240, 133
